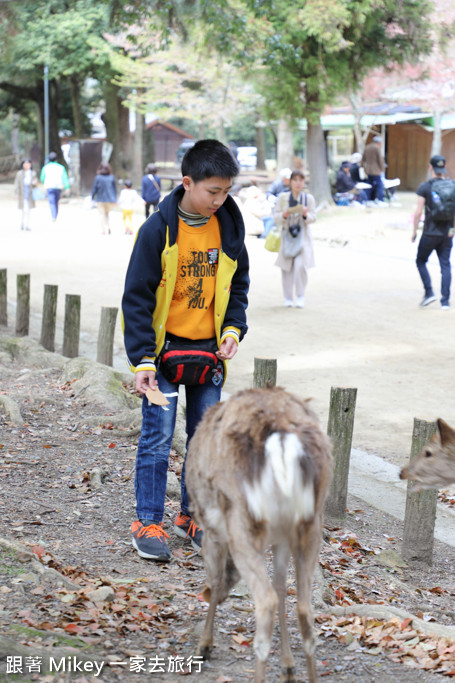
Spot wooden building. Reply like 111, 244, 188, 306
320, 107, 455, 191
387, 122, 455, 190
145, 121, 195, 164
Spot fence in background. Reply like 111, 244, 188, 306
0, 268, 118, 366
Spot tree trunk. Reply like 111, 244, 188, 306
69, 75, 84, 139
307, 118, 332, 206
198, 121, 206, 139
255, 120, 266, 171
11, 111, 20, 154
119, 97, 132, 176
216, 118, 227, 144
132, 93, 144, 188
49, 80, 63, 161
103, 79, 132, 177
276, 117, 294, 175
35, 99, 44, 168
349, 91, 364, 154
431, 110, 442, 157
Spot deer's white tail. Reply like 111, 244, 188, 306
244, 431, 315, 524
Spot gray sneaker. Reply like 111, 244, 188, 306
420, 295, 437, 307
131, 520, 171, 561
174, 512, 203, 553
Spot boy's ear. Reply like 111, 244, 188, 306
182, 176, 193, 191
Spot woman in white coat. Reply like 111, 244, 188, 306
274, 170, 316, 307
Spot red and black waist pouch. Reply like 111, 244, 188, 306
159, 334, 221, 386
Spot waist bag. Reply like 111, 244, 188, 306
159, 335, 220, 386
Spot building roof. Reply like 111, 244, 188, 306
145, 120, 195, 139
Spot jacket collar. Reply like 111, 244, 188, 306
158, 184, 245, 259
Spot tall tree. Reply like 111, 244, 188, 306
0, 0, 110, 164
354, 0, 455, 157
240, 0, 434, 203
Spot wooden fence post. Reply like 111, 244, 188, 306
0, 269, 6, 326
325, 386, 357, 520
97, 306, 118, 366
62, 294, 81, 358
253, 357, 277, 388
40, 284, 58, 352
402, 418, 438, 565
16, 274, 30, 337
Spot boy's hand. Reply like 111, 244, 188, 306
216, 337, 238, 361
135, 370, 157, 394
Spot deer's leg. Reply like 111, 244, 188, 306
197, 534, 229, 659
272, 543, 296, 683
294, 524, 322, 683
226, 515, 276, 683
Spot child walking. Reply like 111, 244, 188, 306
122, 140, 249, 562
118, 180, 143, 234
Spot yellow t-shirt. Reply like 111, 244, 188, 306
166, 215, 221, 340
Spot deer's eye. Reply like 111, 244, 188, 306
425, 449, 433, 458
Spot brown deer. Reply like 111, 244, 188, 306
186, 386, 333, 683
400, 418, 455, 491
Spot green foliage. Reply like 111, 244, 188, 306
244, 0, 434, 122
2, 0, 110, 80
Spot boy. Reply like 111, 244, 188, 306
118, 179, 143, 234
122, 139, 249, 562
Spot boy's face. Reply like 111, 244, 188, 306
180, 176, 233, 217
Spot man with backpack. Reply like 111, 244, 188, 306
412, 154, 455, 309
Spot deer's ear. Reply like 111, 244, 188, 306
437, 418, 455, 447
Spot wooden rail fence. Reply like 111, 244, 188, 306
0, 269, 118, 367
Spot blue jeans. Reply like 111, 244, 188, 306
416, 234, 453, 305
46, 188, 61, 220
135, 371, 222, 522
367, 175, 384, 202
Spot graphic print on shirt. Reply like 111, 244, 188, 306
178, 248, 219, 310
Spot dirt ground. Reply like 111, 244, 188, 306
1, 185, 455, 681
0, 342, 454, 682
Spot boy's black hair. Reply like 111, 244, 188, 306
124, 179, 133, 188
181, 139, 239, 182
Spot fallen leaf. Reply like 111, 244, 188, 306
64, 623, 84, 634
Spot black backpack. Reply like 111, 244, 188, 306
429, 178, 455, 222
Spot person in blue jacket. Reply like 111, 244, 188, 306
91, 162, 117, 234
122, 140, 249, 562
141, 163, 161, 219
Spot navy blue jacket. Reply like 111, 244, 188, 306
122, 184, 249, 372
141, 174, 161, 204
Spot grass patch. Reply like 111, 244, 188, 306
0, 547, 25, 577
9, 624, 89, 649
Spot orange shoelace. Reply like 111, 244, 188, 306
137, 523, 169, 540
186, 520, 201, 539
